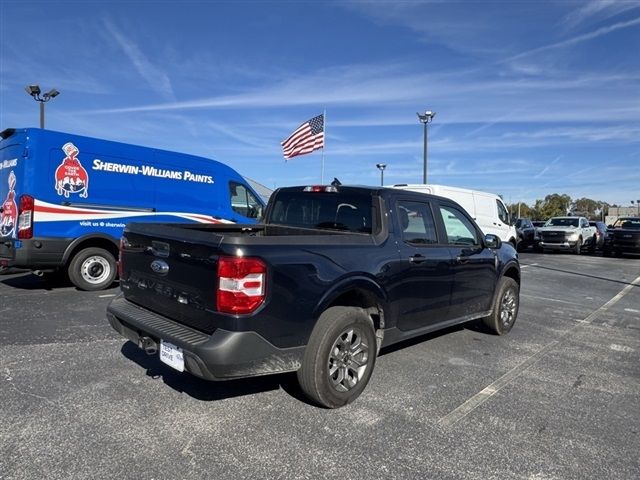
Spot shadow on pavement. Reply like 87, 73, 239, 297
0, 272, 69, 291
120, 341, 312, 405
1, 271, 120, 292
525, 263, 640, 287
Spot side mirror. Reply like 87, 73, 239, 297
484, 234, 502, 249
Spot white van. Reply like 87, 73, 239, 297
392, 184, 518, 248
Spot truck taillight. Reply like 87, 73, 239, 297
18, 195, 34, 240
118, 237, 125, 278
216, 256, 266, 314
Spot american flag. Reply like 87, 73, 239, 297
281, 114, 324, 160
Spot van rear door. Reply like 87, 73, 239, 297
0, 129, 25, 264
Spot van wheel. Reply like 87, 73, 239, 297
483, 277, 519, 335
297, 306, 377, 408
68, 247, 117, 291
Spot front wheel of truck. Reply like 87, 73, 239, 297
297, 306, 377, 408
68, 247, 117, 291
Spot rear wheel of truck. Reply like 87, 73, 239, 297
68, 247, 117, 291
482, 277, 519, 335
297, 306, 377, 408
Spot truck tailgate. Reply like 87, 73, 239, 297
119, 223, 229, 334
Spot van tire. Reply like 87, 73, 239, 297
297, 306, 377, 408
68, 247, 117, 291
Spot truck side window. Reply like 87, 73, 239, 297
397, 201, 438, 245
440, 206, 479, 246
229, 182, 262, 219
496, 200, 510, 225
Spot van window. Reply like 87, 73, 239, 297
496, 200, 510, 225
397, 201, 438, 245
439, 205, 479, 246
230, 182, 262, 219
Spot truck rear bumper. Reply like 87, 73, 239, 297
106, 295, 304, 380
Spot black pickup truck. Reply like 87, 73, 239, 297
107, 185, 520, 408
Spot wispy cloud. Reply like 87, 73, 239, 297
506, 15, 640, 63
534, 156, 562, 179
103, 18, 175, 101
563, 0, 640, 29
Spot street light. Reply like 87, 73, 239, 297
376, 163, 387, 186
417, 110, 436, 184
25, 84, 60, 128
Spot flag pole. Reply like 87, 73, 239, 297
321, 108, 326, 184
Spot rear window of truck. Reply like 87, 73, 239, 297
268, 191, 373, 233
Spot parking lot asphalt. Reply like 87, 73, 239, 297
1, 252, 639, 480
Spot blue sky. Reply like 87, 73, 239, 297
1, 0, 639, 206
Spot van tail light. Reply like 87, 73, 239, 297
17, 194, 34, 239
217, 256, 266, 314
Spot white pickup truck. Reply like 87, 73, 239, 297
538, 216, 597, 254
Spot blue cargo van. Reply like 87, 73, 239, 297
0, 128, 265, 290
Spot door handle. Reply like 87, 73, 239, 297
456, 255, 470, 264
409, 254, 427, 264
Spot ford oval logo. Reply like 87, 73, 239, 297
150, 260, 169, 275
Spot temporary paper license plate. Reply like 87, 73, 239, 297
159, 340, 184, 372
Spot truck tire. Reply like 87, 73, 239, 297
297, 306, 377, 408
482, 277, 519, 335
68, 247, 117, 291
574, 237, 582, 255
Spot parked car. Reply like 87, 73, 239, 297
589, 221, 607, 250
107, 184, 520, 408
603, 217, 640, 256
538, 216, 597, 254
515, 218, 539, 251
531, 221, 546, 228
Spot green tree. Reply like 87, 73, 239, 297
508, 202, 534, 219
572, 198, 601, 219
538, 194, 572, 219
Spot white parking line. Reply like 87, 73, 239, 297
438, 274, 640, 430
521, 294, 582, 306
99, 294, 117, 298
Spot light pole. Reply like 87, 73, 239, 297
376, 163, 387, 186
417, 110, 436, 184
25, 85, 60, 128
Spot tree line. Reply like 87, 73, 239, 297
507, 194, 617, 221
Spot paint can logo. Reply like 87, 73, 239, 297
0, 170, 18, 238
54, 142, 89, 198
